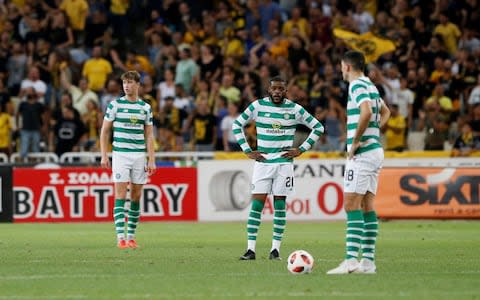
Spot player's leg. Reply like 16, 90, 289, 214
113, 182, 129, 249
240, 162, 274, 260
327, 158, 365, 274
126, 183, 143, 248
240, 192, 268, 260
357, 148, 383, 273
127, 155, 148, 248
359, 192, 378, 273
269, 164, 293, 260
269, 195, 286, 260
112, 154, 132, 249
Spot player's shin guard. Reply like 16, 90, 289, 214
247, 199, 265, 251
272, 199, 286, 251
362, 211, 378, 261
127, 201, 141, 241
114, 199, 126, 241
345, 210, 364, 260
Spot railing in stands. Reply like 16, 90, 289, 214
59, 151, 215, 164
9, 152, 59, 163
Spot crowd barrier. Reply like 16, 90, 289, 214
0, 156, 478, 222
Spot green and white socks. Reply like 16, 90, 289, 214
271, 199, 286, 251
247, 199, 264, 251
362, 211, 378, 261
246, 199, 286, 253
127, 201, 141, 241
113, 199, 141, 242
114, 199, 126, 241
345, 210, 378, 261
345, 210, 364, 260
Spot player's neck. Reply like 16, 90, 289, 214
348, 71, 364, 83
125, 94, 138, 102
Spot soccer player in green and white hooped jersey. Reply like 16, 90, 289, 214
233, 76, 324, 260
100, 70, 156, 249
327, 51, 391, 274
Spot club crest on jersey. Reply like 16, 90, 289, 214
284, 113, 290, 120
272, 121, 282, 129
130, 116, 138, 124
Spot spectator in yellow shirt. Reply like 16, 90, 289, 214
384, 104, 406, 152
433, 12, 461, 55
282, 7, 310, 37
82, 46, 113, 93
109, 0, 129, 47
0, 103, 12, 156
59, 0, 89, 44
222, 28, 247, 62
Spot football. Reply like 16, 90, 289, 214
287, 250, 314, 274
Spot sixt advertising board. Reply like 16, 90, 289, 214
198, 160, 346, 221
13, 167, 197, 222
376, 168, 480, 219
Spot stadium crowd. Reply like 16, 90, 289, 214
0, 0, 479, 160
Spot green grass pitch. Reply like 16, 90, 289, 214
1, 221, 479, 299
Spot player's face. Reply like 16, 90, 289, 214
268, 81, 287, 104
341, 61, 350, 81
123, 79, 139, 96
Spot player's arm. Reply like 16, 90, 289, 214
298, 107, 324, 152
348, 100, 373, 160
100, 102, 116, 168
379, 99, 391, 129
145, 106, 156, 175
232, 102, 264, 161
99, 119, 112, 169
145, 124, 156, 175
283, 106, 324, 159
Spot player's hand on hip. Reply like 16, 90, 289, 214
247, 151, 266, 162
100, 156, 110, 169
348, 141, 361, 160
281, 148, 302, 159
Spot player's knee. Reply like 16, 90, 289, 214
344, 194, 362, 211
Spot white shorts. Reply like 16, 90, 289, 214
251, 162, 294, 196
112, 152, 147, 184
344, 148, 384, 195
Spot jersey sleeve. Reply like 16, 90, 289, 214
104, 101, 116, 121
296, 105, 324, 152
232, 102, 256, 153
350, 83, 370, 107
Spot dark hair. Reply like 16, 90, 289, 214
270, 75, 286, 84
342, 50, 366, 72
120, 71, 141, 83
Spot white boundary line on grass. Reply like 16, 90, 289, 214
2, 290, 480, 299
2, 270, 480, 281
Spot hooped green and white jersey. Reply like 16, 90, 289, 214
104, 97, 153, 154
347, 76, 384, 154
232, 97, 324, 163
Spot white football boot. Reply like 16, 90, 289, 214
354, 258, 377, 274
326, 258, 359, 275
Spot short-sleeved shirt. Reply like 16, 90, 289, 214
60, 0, 89, 30
347, 76, 384, 154
104, 97, 153, 155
